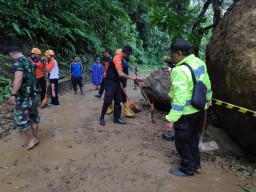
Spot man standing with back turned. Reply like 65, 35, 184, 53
164, 39, 212, 177
8, 45, 40, 150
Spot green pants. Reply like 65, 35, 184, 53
14, 97, 40, 132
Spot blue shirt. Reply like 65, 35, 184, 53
70, 62, 83, 78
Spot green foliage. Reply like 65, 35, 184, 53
0, 0, 170, 65
12, 23, 21, 35
0, 76, 12, 102
1, 0, 232, 101
150, 0, 194, 39
242, 187, 256, 192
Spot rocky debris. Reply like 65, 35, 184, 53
201, 152, 256, 192
206, 0, 256, 155
0, 102, 14, 138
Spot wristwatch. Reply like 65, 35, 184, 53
11, 93, 17, 97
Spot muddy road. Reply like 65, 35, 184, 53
0, 81, 253, 192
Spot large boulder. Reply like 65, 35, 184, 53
141, 70, 171, 112
206, 0, 256, 155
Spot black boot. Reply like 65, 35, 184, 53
73, 87, 77, 94
94, 94, 101, 98
100, 102, 110, 126
114, 103, 126, 125
80, 87, 84, 95
100, 117, 105, 126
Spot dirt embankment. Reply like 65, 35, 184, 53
0, 81, 255, 192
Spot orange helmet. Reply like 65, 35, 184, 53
45, 50, 54, 57
115, 48, 122, 55
31, 48, 41, 55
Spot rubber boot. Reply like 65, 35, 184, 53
99, 102, 110, 126
106, 103, 113, 115
123, 102, 135, 117
80, 87, 84, 95
114, 103, 126, 124
74, 86, 77, 94
94, 94, 101, 98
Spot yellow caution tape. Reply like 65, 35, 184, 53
152, 79, 256, 117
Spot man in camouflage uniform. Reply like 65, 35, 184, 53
8, 45, 40, 150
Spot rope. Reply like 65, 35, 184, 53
152, 79, 256, 117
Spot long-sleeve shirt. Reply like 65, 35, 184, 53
166, 54, 212, 122
28, 56, 45, 79
45, 57, 59, 79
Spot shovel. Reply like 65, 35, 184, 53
199, 110, 219, 152
40, 79, 49, 109
134, 80, 155, 123
120, 83, 142, 113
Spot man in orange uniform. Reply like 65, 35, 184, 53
99, 45, 137, 126
28, 48, 46, 102
45, 50, 60, 105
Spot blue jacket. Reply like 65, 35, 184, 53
70, 62, 83, 78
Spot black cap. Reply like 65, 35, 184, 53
168, 39, 192, 52
122, 45, 133, 55
7, 45, 21, 53
103, 49, 109, 53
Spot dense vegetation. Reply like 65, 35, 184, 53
0, 0, 235, 102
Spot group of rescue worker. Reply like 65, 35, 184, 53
7, 46, 60, 150
28, 48, 60, 105
7, 39, 212, 178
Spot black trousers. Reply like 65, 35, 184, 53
101, 79, 122, 120
121, 85, 127, 103
49, 78, 59, 105
71, 76, 83, 92
104, 79, 122, 104
36, 77, 46, 102
174, 110, 204, 174
98, 78, 105, 96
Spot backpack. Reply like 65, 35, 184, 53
182, 63, 207, 110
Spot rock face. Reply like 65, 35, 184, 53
141, 70, 171, 112
206, 0, 256, 155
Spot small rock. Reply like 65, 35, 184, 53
252, 170, 256, 178
242, 171, 251, 177
5, 114, 12, 120
12, 160, 18, 166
